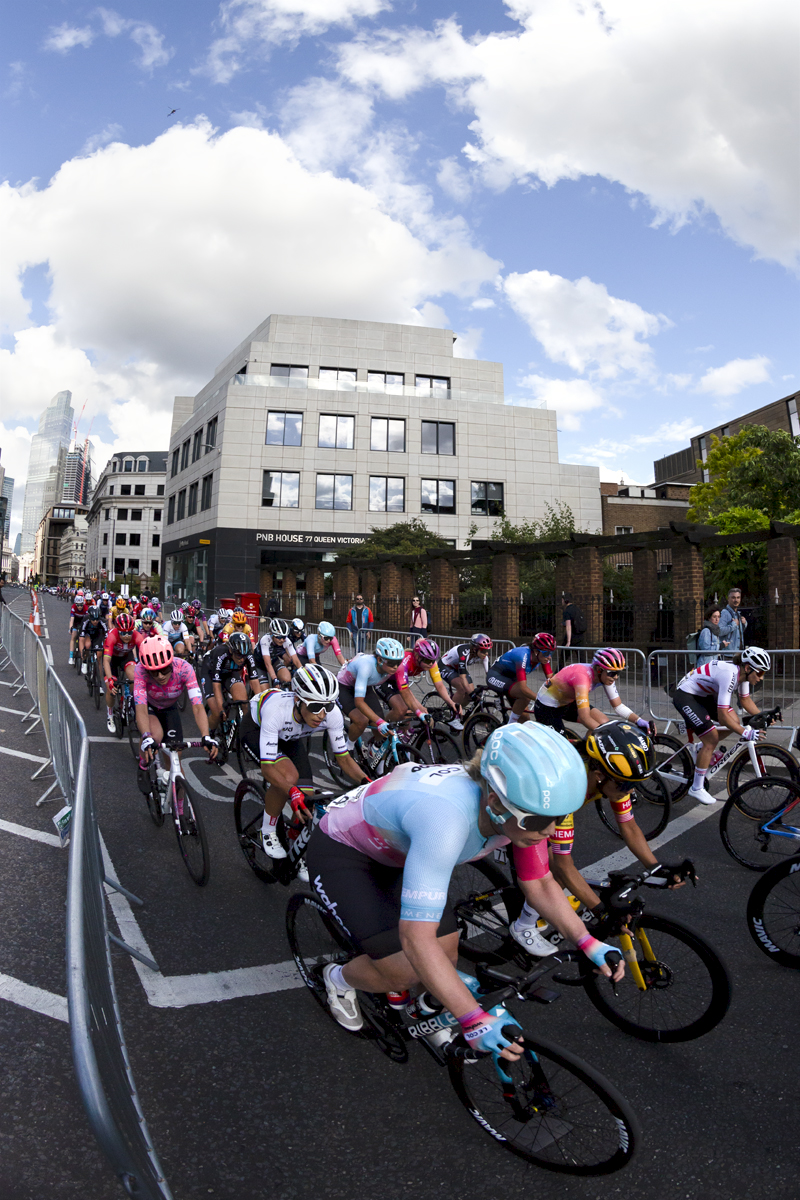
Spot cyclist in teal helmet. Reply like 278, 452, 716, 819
305, 718, 623, 1050
336, 637, 404, 748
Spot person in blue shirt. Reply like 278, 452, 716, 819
485, 633, 556, 722
718, 588, 747, 651
697, 605, 727, 667
346, 595, 374, 655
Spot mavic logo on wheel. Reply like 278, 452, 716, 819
614, 1117, 630, 1151
469, 1109, 507, 1141
791, 862, 800, 874
751, 918, 779, 952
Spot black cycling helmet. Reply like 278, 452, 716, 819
227, 631, 251, 657
583, 720, 655, 783
87, 605, 100, 620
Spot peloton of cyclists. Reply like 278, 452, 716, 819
437, 633, 493, 712
373, 638, 462, 728
336, 637, 406, 751
484, 633, 556, 722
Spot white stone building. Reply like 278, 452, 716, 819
58, 514, 89, 583
85, 452, 168, 590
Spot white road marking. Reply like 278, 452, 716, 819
0, 973, 68, 1023
0, 818, 62, 848
0, 745, 48, 764
88, 736, 123, 743
0, 704, 26, 716
584, 799, 722, 877
45, 645, 53, 665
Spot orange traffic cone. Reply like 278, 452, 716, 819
33, 604, 42, 637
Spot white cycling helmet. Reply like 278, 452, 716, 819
318, 621, 336, 639
218, 607, 232, 621
741, 646, 771, 673
269, 617, 290, 637
292, 664, 339, 704
170, 608, 183, 623
291, 618, 305, 632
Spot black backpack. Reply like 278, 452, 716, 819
571, 606, 587, 636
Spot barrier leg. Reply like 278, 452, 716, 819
36, 779, 59, 807
103, 877, 145, 907
108, 934, 158, 972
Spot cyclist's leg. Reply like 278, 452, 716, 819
173, 638, 186, 658
451, 673, 474, 708
275, 665, 292, 686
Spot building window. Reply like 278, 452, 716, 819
115, 532, 126, 546
171, 449, 179, 477
128, 533, 141, 547
102, 557, 107, 569
370, 477, 405, 512
370, 417, 405, 453
151, 559, 160, 575
177, 489, 186, 520
102, 533, 108, 546
367, 371, 404, 393
153, 508, 162, 521
698, 436, 710, 483
319, 368, 356, 390
117, 508, 128, 521
266, 411, 303, 446
471, 482, 504, 517
205, 416, 218, 452
421, 421, 455, 455
615, 526, 634, 536
152, 534, 160, 547
105, 508, 111, 520
262, 471, 299, 508
167, 496, 175, 524
421, 478, 455, 514
270, 364, 308, 385
200, 474, 213, 511
114, 557, 124, 574
134, 484, 145, 496
788, 398, 800, 439
318, 414, 355, 449
192, 429, 203, 462
120, 484, 131, 496
112, 461, 117, 473
128, 559, 139, 572
124, 458, 133, 472
157, 484, 165, 496
316, 474, 353, 510
188, 482, 199, 516
131, 509, 142, 521
720, 425, 731, 438
108, 486, 114, 495
416, 375, 450, 396
180, 440, 190, 471
138, 458, 147, 472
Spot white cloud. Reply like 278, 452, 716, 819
280, 78, 374, 172
470, 297, 495, 310
630, 417, 704, 447
202, 0, 391, 84
452, 327, 482, 359
515, 375, 605, 431
81, 124, 125, 156
504, 269, 667, 379
44, 25, 95, 52
436, 156, 472, 203
697, 354, 771, 397
664, 373, 692, 390
338, 0, 800, 266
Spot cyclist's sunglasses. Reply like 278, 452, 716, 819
601, 668, 621, 677
319, 635, 332, 642
511, 809, 557, 833
304, 700, 336, 714
148, 665, 173, 677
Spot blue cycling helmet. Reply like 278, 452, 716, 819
318, 621, 336, 638
480, 723, 586, 826
375, 636, 404, 663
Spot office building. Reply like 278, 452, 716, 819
34, 503, 87, 586
62, 444, 93, 506
85, 452, 167, 589
21, 390, 74, 553
1, 474, 13, 539
58, 514, 89, 583
162, 314, 602, 608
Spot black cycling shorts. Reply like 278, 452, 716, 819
373, 676, 401, 702
485, 668, 517, 698
304, 827, 459, 960
440, 665, 472, 687
112, 649, 137, 670
148, 702, 183, 744
672, 688, 717, 735
533, 698, 579, 730
338, 683, 383, 718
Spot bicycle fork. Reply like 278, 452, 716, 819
617, 925, 658, 991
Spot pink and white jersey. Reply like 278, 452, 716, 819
677, 659, 747, 708
536, 662, 620, 711
133, 657, 202, 709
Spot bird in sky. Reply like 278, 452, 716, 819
167, 108, 179, 116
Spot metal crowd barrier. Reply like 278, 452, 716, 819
0, 603, 172, 1200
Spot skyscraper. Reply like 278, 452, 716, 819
1, 475, 14, 539
20, 390, 74, 553
63, 444, 93, 505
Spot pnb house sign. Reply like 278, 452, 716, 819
255, 530, 369, 549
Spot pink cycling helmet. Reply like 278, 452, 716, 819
414, 638, 439, 663
531, 632, 557, 653
139, 636, 173, 671
592, 648, 626, 673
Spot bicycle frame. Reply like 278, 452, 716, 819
657, 727, 772, 787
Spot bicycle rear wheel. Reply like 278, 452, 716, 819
652, 733, 692, 802
462, 711, 501, 757
92, 659, 102, 710
373, 742, 426, 776
414, 725, 462, 766
727, 744, 800, 793
448, 1031, 640, 1174
746, 854, 800, 968
719, 778, 800, 871
172, 778, 210, 886
580, 915, 731, 1042
594, 773, 671, 841
233, 779, 280, 883
420, 689, 451, 722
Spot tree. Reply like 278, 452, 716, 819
689, 425, 800, 523
480, 501, 584, 544
343, 518, 452, 560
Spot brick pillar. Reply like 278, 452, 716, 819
361, 568, 378, 615
305, 566, 324, 624
573, 547, 603, 645
281, 569, 296, 621
260, 569, 273, 598
554, 555, 574, 602
380, 561, 403, 631
333, 564, 358, 627
429, 558, 460, 635
671, 541, 705, 645
767, 537, 799, 649
632, 549, 659, 648
492, 553, 520, 642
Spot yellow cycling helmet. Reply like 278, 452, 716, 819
232, 606, 247, 625
584, 720, 654, 782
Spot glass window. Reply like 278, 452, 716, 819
421, 479, 455, 514
153, 509, 161, 521
105, 508, 111, 520
422, 421, 455, 455
171, 449, 179, 477
270, 364, 308, 387
192, 429, 203, 462
157, 484, 165, 496
416, 375, 450, 395
319, 368, 357, 391
120, 484, 131, 496
367, 371, 404, 394
316, 474, 353, 510
112, 461, 117, 472
151, 559, 160, 575
108, 486, 114, 495
128, 533, 141, 547
788, 398, 800, 439
134, 484, 145, 496
115, 532, 126, 546
138, 459, 147, 472
369, 477, 405, 512
200, 475, 213, 511
720, 425, 731, 438
102, 557, 107, 568
180, 440, 190, 471
152, 534, 160, 547
261, 471, 299, 508
205, 416, 218, 451
117, 508, 128, 521
177, 489, 186, 520
698, 435, 710, 483
188, 482, 199, 516
102, 532, 108, 546
167, 495, 175, 524
370, 417, 405, 452
471, 481, 504, 516
266, 411, 303, 446
127, 559, 139, 572
124, 458, 133, 472
114, 558, 124, 574
318, 414, 355, 449
615, 525, 634, 536
131, 509, 142, 521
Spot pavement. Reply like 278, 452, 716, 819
1, 587, 799, 1200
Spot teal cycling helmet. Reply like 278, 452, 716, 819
480, 722, 586, 828
318, 621, 336, 638
375, 636, 404, 663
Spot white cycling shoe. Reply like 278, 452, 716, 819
106, 714, 116, 733
509, 918, 559, 957
448, 717, 464, 731
295, 859, 310, 883
687, 785, 717, 805
259, 826, 287, 859
322, 963, 363, 1031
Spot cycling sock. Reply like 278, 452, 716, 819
508, 712, 520, 723
692, 766, 708, 791
346, 738, 355, 752
514, 901, 541, 929
261, 810, 279, 832
327, 963, 349, 993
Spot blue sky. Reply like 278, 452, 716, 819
1, 0, 798, 543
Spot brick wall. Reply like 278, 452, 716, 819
767, 537, 799, 649
282, 568, 296, 620
601, 496, 691, 536
671, 542, 704, 643
429, 557, 460, 635
305, 566, 324, 623
492, 553, 519, 641
572, 546, 603, 644
632, 548, 659, 646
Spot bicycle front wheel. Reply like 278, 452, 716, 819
172, 778, 210, 886
92, 660, 102, 710
127, 716, 140, 760
580, 915, 731, 1042
448, 1032, 640, 1174
462, 711, 501, 757
414, 725, 462, 766
719, 778, 800, 871
233, 779, 280, 883
727, 743, 800, 793
652, 733, 692, 802
746, 854, 800, 968
373, 742, 426, 776
594, 773, 671, 841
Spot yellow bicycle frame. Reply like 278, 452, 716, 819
618, 923, 658, 991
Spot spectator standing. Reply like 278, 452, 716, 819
560, 592, 586, 648
409, 595, 428, 644
696, 605, 727, 666
719, 588, 747, 651
266, 593, 281, 619
346, 594, 374, 654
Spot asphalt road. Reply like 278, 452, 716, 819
1, 588, 799, 1200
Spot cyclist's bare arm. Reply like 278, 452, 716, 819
338, 752, 369, 785
577, 704, 609, 731
549, 851, 602, 910
399, 684, 422, 714
740, 694, 761, 720
354, 695, 385, 728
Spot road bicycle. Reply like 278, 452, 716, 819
449, 857, 731, 1043
719, 777, 800, 870
420, 683, 507, 749
746, 853, 800, 968
653, 707, 798, 802
83, 645, 103, 710
213, 698, 253, 779
233, 778, 337, 886
108, 666, 137, 746
286, 891, 640, 1175
137, 734, 212, 885
322, 721, 426, 786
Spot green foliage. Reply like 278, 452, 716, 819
700, 506, 800, 597
344, 518, 452, 560
487, 501, 583, 545
689, 425, 800, 523
604, 564, 633, 600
